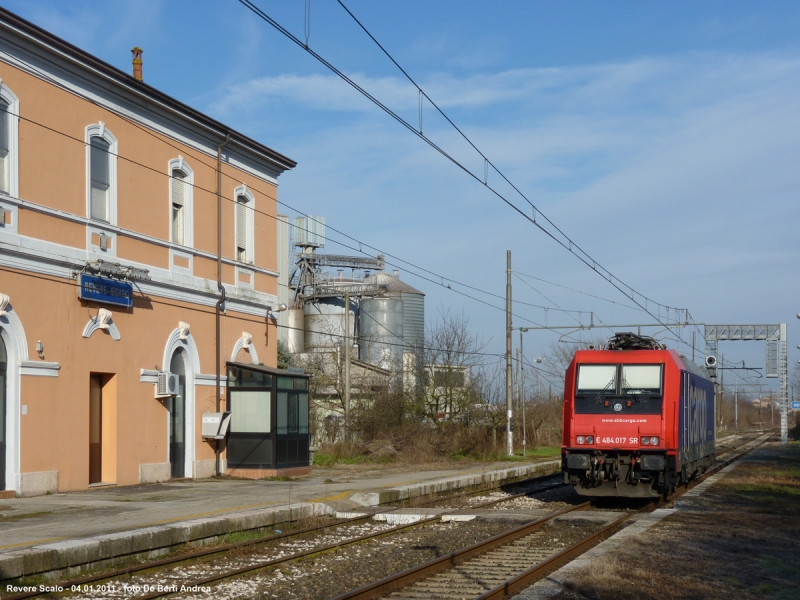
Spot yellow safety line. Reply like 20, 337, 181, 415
308, 490, 350, 502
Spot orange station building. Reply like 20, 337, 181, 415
0, 8, 298, 496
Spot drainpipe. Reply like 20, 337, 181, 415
215, 133, 231, 477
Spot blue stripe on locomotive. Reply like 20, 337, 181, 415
678, 369, 715, 469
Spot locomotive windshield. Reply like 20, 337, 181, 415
576, 365, 616, 391
574, 364, 663, 414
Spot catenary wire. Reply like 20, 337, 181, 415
7, 108, 571, 334
236, 0, 694, 346
1, 22, 698, 354
0, 37, 599, 325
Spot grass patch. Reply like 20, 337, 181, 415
313, 452, 396, 467
522, 446, 561, 458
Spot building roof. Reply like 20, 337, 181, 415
0, 7, 296, 173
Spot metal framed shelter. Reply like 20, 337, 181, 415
704, 324, 788, 444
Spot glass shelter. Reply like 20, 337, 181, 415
226, 363, 310, 473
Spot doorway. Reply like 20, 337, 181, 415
89, 374, 103, 484
0, 337, 6, 491
89, 374, 116, 485
169, 350, 186, 478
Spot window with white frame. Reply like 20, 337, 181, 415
86, 123, 117, 225
171, 169, 185, 244
168, 157, 193, 247
0, 84, 19, 197
234, 185, 254, 264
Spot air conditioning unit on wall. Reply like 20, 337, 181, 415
155, 372, 179, 397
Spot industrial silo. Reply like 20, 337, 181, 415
287, 307, 305, 353
359, 297, 404, 370
359, 271, 425, 368
369, 272, 425, 349
304, 298, 354, 350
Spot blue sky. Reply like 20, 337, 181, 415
6, 0, 800, 394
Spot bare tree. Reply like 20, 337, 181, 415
418, 306, 488, 430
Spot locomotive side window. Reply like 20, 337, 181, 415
574, 363, 662, 414
576, 365, 617, 391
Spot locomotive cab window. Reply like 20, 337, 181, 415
576, 365, 616, 392
621, 365, 662, 395
574, 364, 663, 414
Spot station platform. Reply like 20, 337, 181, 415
0, 457, 560, 582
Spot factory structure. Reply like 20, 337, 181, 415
275, 216, 426, 429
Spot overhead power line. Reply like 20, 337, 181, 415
7, 103, 596, 341
237, 0, 693, 343
0, 33, 599, 336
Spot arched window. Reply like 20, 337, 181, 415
168, 157, 193, 247
0, 84, 19, 198
168, 349, 186, 479
85, 123, 117, 224
233, 185, 254, 264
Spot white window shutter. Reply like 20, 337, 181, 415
171, 169, 184, 207
0, 100, 8, 153
91, 185, 108, 221
90, 137, 110, 221
90, 138, 109, 185
0, 100, 10, 194
236, 196, 248, 252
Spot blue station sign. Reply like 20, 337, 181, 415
78, 273, 134, 308
792, 401, 800, 411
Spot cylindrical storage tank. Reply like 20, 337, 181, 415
400, 292, 425, 351
359, 297, 404, 370
304, 299, 354, 350
287, 307, 305, 354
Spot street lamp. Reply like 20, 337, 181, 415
519, 327, 542, 457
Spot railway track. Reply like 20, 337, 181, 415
332, 433, 770, 600
0, 471, 564, 600
2, 433, 764, 600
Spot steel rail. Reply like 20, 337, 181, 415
335, 434, 770, 600
0, 471, 565, 600
472, 434, 771, 600
328, 501, 592, 600
125, 481, 575, 600
0, 473, 563, 600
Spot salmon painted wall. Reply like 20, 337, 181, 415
0, 53, 288, 492
4, 269, 278, 490
2, 61, 279, 271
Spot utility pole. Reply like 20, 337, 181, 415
519, 329, 526, 458
734, 385, 738, 431
506, 251, 513, 456
344, 290, 351, 440
771, 390, 774, 426
720, 353, 724, 431
515, 347, 521, 455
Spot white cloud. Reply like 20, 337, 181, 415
213, 48, 800, 361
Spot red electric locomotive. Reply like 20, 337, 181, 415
561, 333, 716, 498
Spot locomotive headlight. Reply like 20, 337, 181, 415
586, 436, 594, 444
641, 437, 650, 445
649, 436, 659, 446
576, 436, 585, 445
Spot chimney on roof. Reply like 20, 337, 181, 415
131, 47, 143, 81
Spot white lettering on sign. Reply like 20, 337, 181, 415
600, 437, 637, 445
